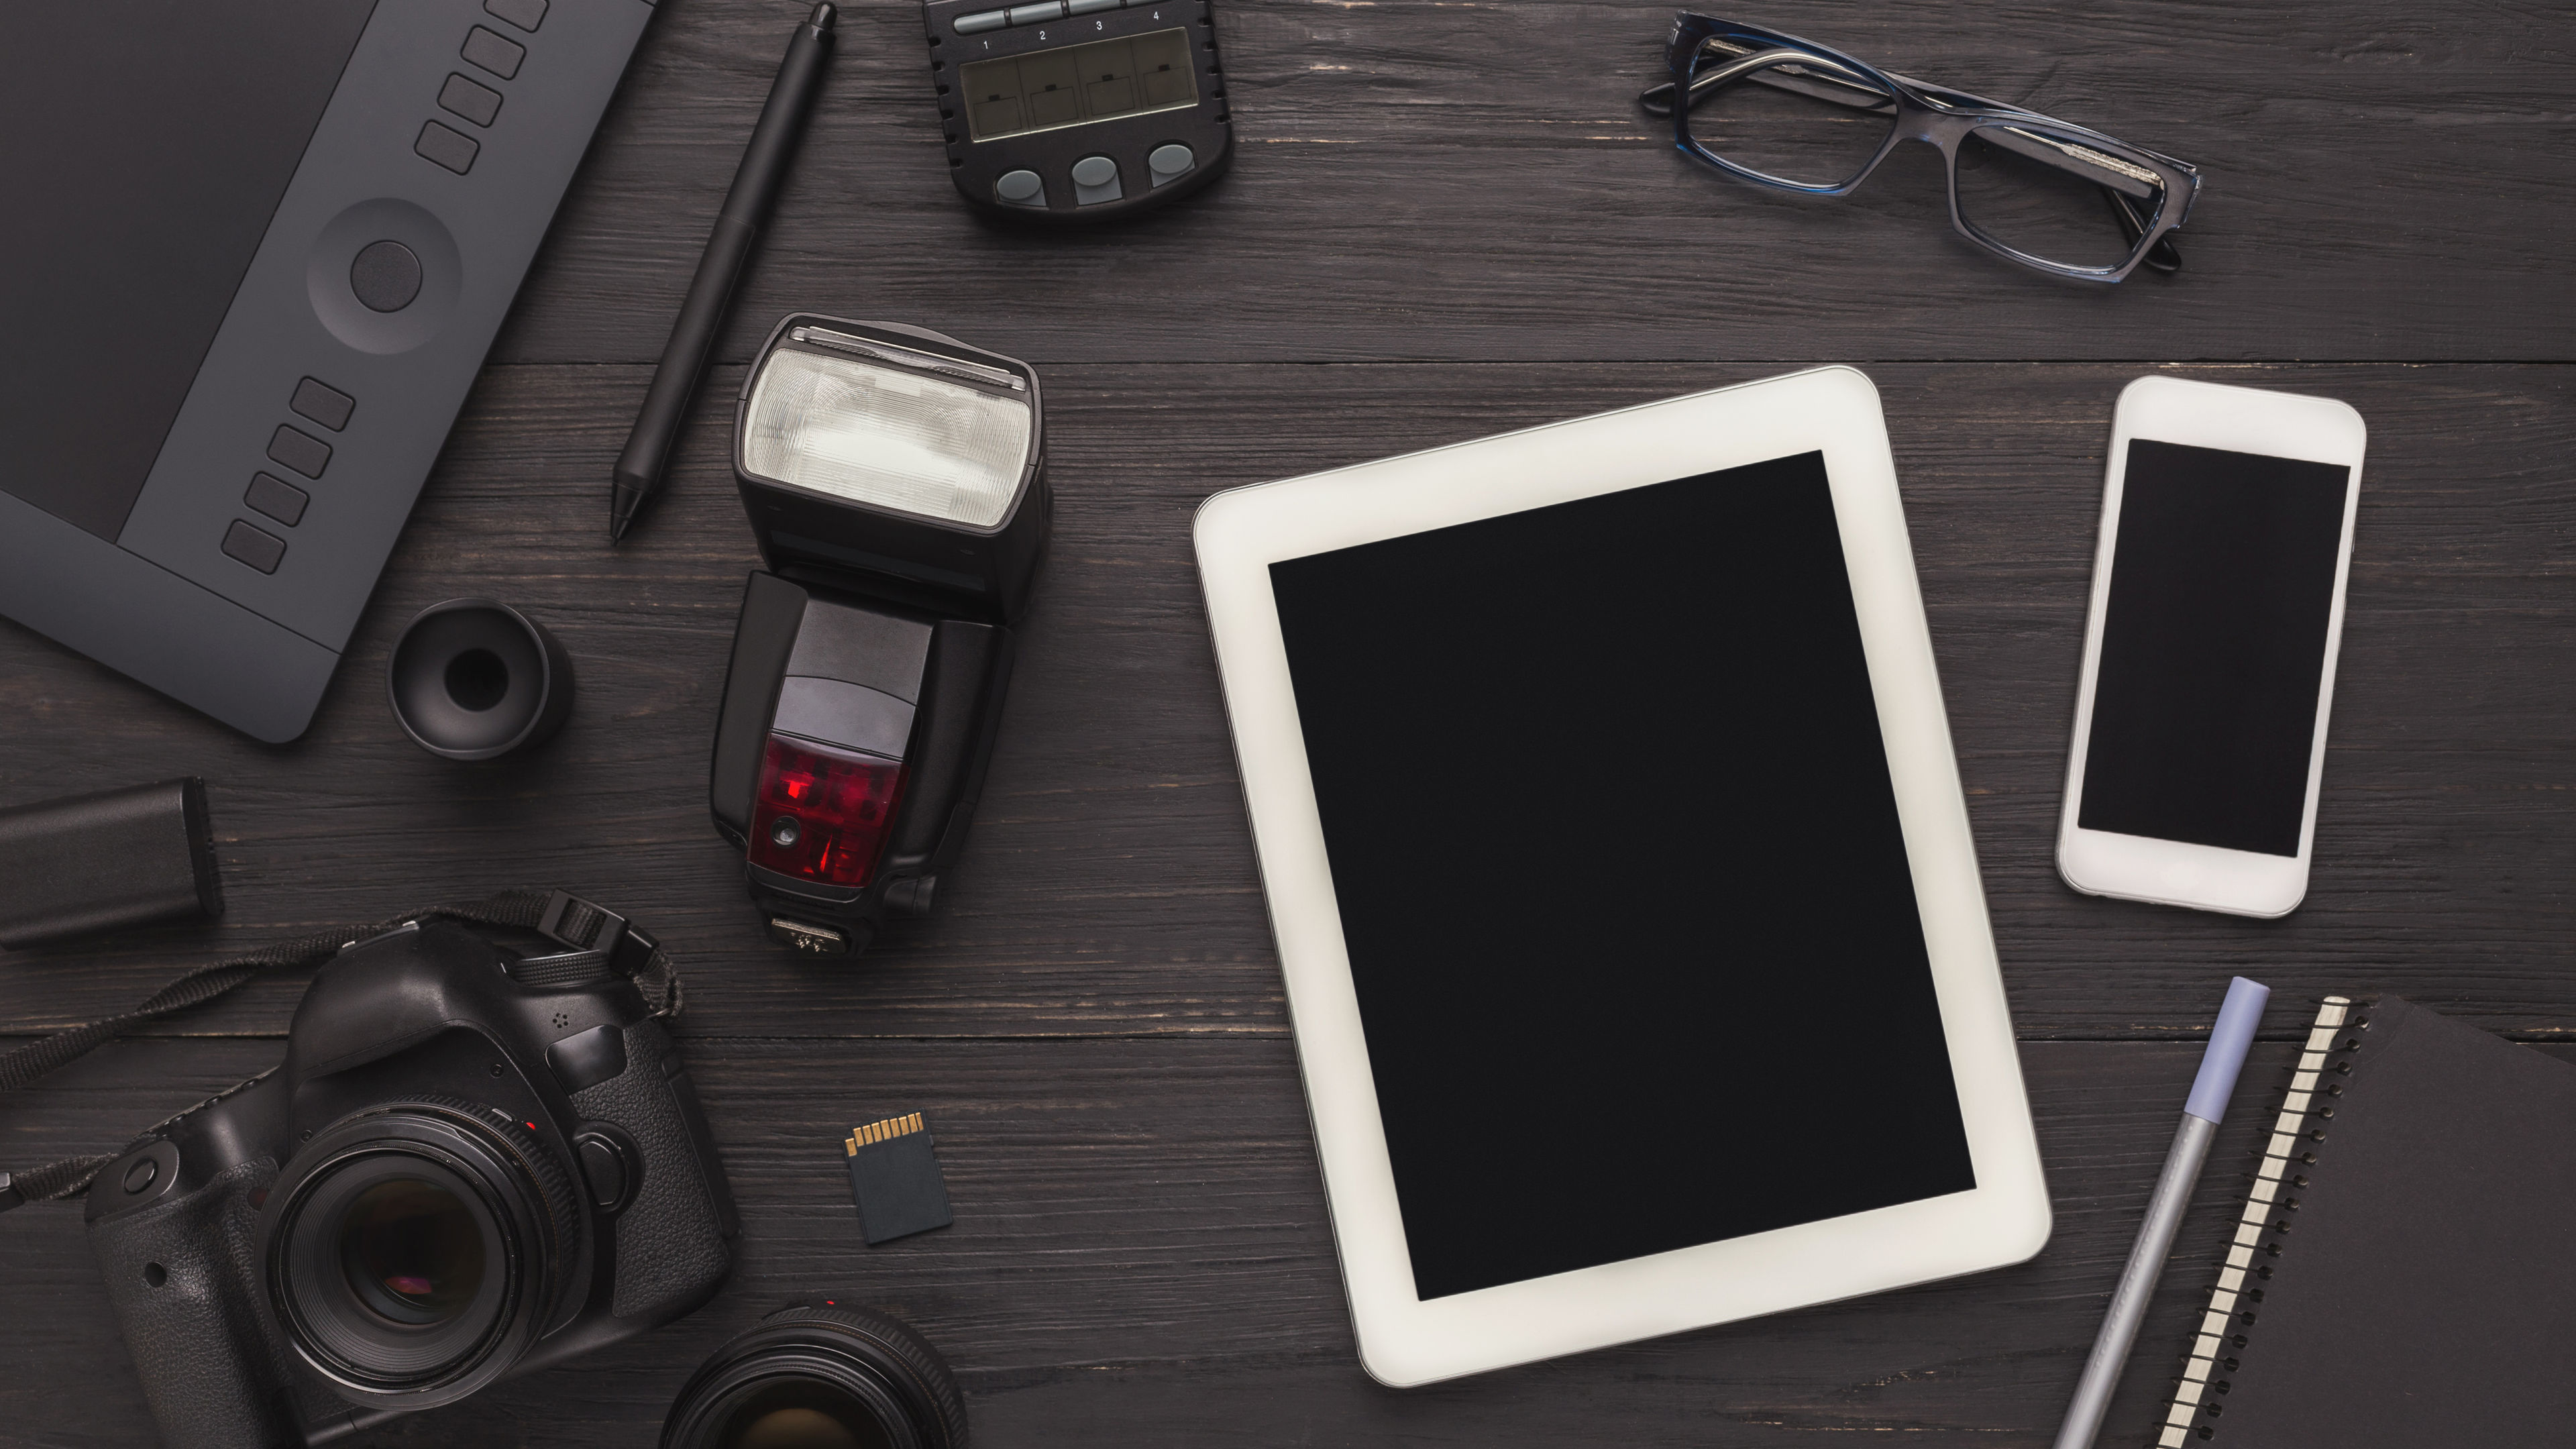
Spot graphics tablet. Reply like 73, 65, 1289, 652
1193, 367, 2049, 1385
0, 1, 651, 741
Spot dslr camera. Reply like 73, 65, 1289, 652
83, 899, 737, 1448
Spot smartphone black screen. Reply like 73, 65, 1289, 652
1268, 451, 1977, 1301
2079, 439, 2353, 857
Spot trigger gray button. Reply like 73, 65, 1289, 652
995, 169, 1045, 207
1148, 142, 1194, 186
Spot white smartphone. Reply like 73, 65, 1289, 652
2057, 376, 2367, 917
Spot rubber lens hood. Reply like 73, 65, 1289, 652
387, 599, 574, 761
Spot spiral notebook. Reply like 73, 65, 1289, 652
2156, 994, 2576, 1447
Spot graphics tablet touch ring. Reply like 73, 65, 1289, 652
307, 199, 462, 356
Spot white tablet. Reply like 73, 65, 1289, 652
1193, 367, 2049, 1387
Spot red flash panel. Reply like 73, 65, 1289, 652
749, 735, 906, 888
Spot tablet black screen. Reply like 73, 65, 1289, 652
1269, 450, 1977, 1301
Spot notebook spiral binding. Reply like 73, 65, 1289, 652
2154, 996, 2370, 1447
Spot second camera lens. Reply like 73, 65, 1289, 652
662, 1301, 967, 1449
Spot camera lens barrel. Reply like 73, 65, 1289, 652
265, 1100, 583, 1405
661, 1301, 968, 1449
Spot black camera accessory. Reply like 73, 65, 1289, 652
0, 778, 221, 949
710, 315, 1043, 956
0, 891, 729, 1449
661, 1298, 969, 1449
845, 1112, 955, 1244
925, 0, 1230, 221
388, 599, 576, 761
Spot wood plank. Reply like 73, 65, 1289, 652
6, 1036, 2567, 1446
486, 0, 2576, 366
0, 362, 2567, 1040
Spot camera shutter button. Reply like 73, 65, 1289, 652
545, 1023, 628, 1094
121, 1157, 158, 1193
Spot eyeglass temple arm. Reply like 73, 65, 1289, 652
2103, 187, 2184, 273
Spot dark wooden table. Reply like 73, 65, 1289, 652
5, 1, 2571, 1444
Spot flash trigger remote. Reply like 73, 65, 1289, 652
922, 0, 1232, 221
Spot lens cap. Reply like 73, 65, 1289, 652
387, 600, 574, 761
661, 1301, 967, 1449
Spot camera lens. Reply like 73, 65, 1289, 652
663, 1302, 967, 1449
338, 1177, 486, 1326
267, 1102, 584, 1405
718, 1383, 887, 1448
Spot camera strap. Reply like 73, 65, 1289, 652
0, 889, 680, 1212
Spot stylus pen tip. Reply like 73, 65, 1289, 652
809, 1, 837, 30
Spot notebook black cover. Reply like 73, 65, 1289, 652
2166, 996, 2576, 1446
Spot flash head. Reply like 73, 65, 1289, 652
735, 315, 1047, 623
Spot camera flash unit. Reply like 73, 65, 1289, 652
710, 315, 1047, 955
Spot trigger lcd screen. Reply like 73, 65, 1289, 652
1267, 451, 1976, 1301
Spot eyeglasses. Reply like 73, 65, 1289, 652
1638, 15, 2201, 282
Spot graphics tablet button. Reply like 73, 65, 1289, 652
485, 0, 547, 33
290, 378, 354, 432
350, 240, 423, 313
246, 474, 310, 528
266, 426, 331, 480
462, 25, 526, 80
221, 521, 286, 575
954, 9, 1008, 33
415, 120, 480, 176
439, 72, 504, 127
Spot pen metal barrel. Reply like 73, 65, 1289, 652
2049, 1112, 2216, 1449
2051, 975, 2267, 1449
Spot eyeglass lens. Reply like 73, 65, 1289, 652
1684, 49, 1894, 189
1955, 124, 2166, 272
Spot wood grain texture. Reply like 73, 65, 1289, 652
18, 1036, 2567, 1448
4, 0, 2573, 1440
1, 364, 2566, 1040
484, 0, 2576, 366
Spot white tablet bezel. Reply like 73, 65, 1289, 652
1193, 366, 2050, 1387
2055, 376, 2368, 918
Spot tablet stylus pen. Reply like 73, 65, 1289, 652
609, 1, 837, 543
2050, 975, 2269, 1449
